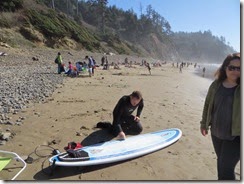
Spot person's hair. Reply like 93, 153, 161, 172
85, 56, 89, 59
130, 91, 142, 99
58, 52, 61, 55
214, 52, 240, 84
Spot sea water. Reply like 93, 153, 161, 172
194, 63, 221, 80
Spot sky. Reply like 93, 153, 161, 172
107, 0, 241, 52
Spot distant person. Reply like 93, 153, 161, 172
101, 56, 105, 66
125, 57, 129, 66
200, 53, 240, 180
56, 52, 63, 74
179, 63, 183, 73
85, 56, 95, 77
91, 56, 96, 75
146, 62, 151, 75
65, 61, 73, 76
97, 91, 144, 140
75, 62, 82, 72
103, 56, 109, 70
202, 67, 206, 77
141, 59, 144, 66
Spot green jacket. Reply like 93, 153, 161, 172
57, 55, 62, 64
200, 80, 240, 136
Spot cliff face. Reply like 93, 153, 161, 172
0, 0, 235, 62
139, 34, 177, 60
0, 0, 177, 60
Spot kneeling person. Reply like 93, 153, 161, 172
112, 91, 144, 140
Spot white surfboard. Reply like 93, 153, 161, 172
49, 128, 182, 167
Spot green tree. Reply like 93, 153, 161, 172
0, 0, 23, 12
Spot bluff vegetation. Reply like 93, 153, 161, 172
0, 0, 236, 63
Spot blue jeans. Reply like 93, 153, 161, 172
65, 69, 71, 75
211, 135, 240, 180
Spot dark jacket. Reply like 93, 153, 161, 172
113, 95, 144, 124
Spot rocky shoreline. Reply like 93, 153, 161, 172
0, 47, 127, 144
0, 46, 156, 145
0, 48, 67, 144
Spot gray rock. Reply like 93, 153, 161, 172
1, 132, 11, 141
5, 121, 15, 125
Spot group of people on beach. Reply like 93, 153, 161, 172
55, 52, 154, 76
55, 52, 97, 77
55, 51, 240, 180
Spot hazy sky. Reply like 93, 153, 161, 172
107, 0, 240, 52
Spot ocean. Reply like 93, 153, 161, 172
193, 63, 221, 81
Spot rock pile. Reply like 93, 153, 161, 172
0, 52, 65, 144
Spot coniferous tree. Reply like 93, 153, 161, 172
0, 0, 23, 12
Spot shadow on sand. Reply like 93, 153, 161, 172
81, 128, 114, 146
33, 156, 139, 180
33, 128, 117, 180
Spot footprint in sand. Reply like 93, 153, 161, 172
143, 164, 156, 176
131, 161, 138, 166
167, 151, 178, 155
80, 126, 90, 130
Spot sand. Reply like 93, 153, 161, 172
0, 60, 240, 181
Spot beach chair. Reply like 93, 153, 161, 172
0, 150, 27, 180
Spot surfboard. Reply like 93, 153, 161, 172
49, 128, 182, 167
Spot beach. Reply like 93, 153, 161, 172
0, 48, 240, 181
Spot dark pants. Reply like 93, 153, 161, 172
58, 64, 64, 74
65, 69, 71, 75
111, 115, 143, 136
211, 135, 240, 180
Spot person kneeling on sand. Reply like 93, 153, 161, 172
65, 61, 73, 76
97, 91, 144, 140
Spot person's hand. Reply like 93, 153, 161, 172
116, 131, 126, 140
200, 128, 208, 136
134, 116, 140, 122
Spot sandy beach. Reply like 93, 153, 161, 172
0, 48, 240, 181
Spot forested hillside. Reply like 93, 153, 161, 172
0, 0, 236, 63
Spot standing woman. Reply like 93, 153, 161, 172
56, 52, 63, 74
200, 53, 240, 180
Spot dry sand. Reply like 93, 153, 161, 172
0, 60, 240, 181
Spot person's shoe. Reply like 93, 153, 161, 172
96, 122, 112, 128
64, 142, 83, 150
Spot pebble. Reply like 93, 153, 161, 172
1, 132, 12, 141
0, 62, 64, 118
0, 52, 65, 144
